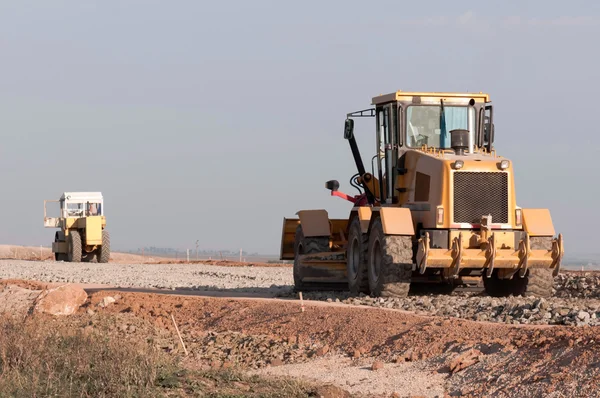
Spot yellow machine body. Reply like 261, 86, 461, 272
280, 91, 563, 293
44, 192, 111, 263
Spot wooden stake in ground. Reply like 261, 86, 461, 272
171, 313, 188, 356
299, 291, 305, 312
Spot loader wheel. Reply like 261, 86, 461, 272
483, 237, 554, 298
367, 217, 412, 298
346, 217, 369, 295
54, 232, 68, 261
518, 237, 554, 298
293, 225, 329, 291
54, 232, 61, 261
68, 230, 82, 263
98, 230, 111, 263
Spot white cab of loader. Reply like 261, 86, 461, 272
44, 192, 104, 228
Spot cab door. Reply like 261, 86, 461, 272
375, 103, 398, 204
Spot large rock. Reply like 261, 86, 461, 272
449, 349, 482, 373
371, 360, 384, 371
98, 296, 116, 308
33, 285, 88, 316
314, 385, 351, 398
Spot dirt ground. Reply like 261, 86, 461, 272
2, 276, 599, 398
93, 290, 600, 397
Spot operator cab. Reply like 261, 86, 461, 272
59, 192, 104, 218
342, 91, 494, 205
371, 91, 493, 155
43, 191, 104, 229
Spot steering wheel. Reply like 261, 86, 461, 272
415, 134, 429, 147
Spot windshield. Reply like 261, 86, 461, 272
406, 105, 476, 149
62, 202, 102, 217
66, 203, 84, 217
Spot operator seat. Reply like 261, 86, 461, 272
408, 121, 419, 146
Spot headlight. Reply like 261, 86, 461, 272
515, 209, 522, 226
498, 160, 510, 170
453, 160, 464, 170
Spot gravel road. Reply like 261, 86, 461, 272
2, 259, 600, 326
0, 259, 294, 295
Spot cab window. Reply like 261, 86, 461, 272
406, 105, 475, 149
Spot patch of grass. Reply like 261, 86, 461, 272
0, 314, 174, 397
166, 368, 322, 398
0, 314, 342, 398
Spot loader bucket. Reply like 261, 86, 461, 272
416, 232, 564, 278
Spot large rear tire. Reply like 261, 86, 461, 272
483, 237, 554, 298
346, 217, 369, 295
367, 217, 413, 298
98, 230, 110, 263
293, 225, 329, 291
54, 232, 68, 262
54, 232, 61, 261
68, 230, 82, 263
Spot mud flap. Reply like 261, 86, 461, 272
522, 208, 555, 236
296, 209, 331, 237
377, 207, 414, 236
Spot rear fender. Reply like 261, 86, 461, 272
296, 209, 331, 237
357, 207, 372, 234
369, 207, 415, 236
280, 209, 332, 260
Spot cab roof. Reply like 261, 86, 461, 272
371, 91, 490, 106
60, 192, 103, 202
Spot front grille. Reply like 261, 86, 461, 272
453, 172, 508, 224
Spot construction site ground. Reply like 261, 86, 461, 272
1, 253, 600, 397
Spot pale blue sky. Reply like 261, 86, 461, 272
0, 1, 598, 254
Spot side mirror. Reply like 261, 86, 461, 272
344, 119, 354, 140
325, 180, 340, 192
483, 122, 495, 146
